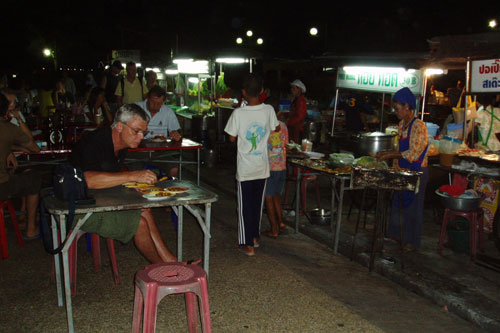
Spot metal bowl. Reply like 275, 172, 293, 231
309, 208, 331, 225
435, 190, 484, 212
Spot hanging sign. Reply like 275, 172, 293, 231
470, 59, 500, 93
336, 66, 423, 95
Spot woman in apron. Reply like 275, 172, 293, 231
377, 87, 429, 252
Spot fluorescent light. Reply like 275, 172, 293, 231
188, 77, 199, 83
173, 58, 194, 64
177, 60, 209, 74
343, 66, 410, 74
216, 58, 247, 64
425, 68, 445, 76
165, 69, 179, 75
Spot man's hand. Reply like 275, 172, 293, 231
169, 130, 182, 141
6, 153, 18, 171
131, 169, 158, 184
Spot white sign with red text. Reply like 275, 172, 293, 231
470, 59, 500, 93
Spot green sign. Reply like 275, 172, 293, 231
336, 67, 423, 95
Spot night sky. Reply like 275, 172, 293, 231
2, 0, 499, 73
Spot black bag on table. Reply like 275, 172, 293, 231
40, 162, 95, 255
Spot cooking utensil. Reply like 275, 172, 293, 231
435, 190, 484, 212
309, 208, 331, 225
351, 132, 397, 157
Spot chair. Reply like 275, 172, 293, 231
132, 262, 212, 333
67, 231, 119, 296
283, 166, 321, 215
0, 200, 24, 259
438, 207, 485, 260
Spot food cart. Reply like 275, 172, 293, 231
330, 65, 424, 157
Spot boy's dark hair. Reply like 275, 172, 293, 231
0, 92, 9, 117
242, 73, 263, 98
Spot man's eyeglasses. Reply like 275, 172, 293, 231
122, 122, 149, 137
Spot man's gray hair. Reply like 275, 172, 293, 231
111, 103, 150, 128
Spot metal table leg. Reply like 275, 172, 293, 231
333, 178, 345, 255
294, 167, 302, 233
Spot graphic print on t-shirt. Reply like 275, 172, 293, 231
246, 121, 265, 155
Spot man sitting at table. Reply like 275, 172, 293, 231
0, 91, 41, 240
134, 85, 182, 141
69, 103, 178, 263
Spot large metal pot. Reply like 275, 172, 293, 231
310, 208, 331, 225
351, 131, 397, 157
436, 190, 484, 212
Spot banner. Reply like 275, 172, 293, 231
470, 59, 500, 93
336, 67, 423, 96
111, 50, 141, 64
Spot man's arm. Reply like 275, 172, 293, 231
169, 130, 182, 141
84, 169, 158, 189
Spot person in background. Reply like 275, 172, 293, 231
224, 73, 279, 256
262, 96, 289, 239
83, 87, 113, 125
0, 92, 41, 240
115, 61, 148, 106
100, 60, 123, 115
52, 77, 72, 110
62, 70, 77, 101
344, 93, 370, 132
134, 85, 181, 141
145, 70, 158, 91
286, 79, 307, 143
377, 87, 429, 252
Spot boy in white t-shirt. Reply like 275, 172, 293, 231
224, 74, 279, 256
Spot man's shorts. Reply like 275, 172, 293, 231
74, 210, 142, 244
0, 170, 42, 201
265, 170, 286, 196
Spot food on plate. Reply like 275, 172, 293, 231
137, 186, 163, 194
153, 191, 174, 197
124, 182, 154, 188
354, 156, 388, 169
166, 186, 189, 193
151, 135, 167, 142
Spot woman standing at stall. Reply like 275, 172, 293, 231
377, 87, 429, 252
286, 79, 307, 143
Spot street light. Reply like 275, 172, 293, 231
256, 38, 263, 45
246, 30, 253, 37
236, 37, 243, 44
309, 27, 318, 36
489, 19, 497, 29
43, 48, 52, 57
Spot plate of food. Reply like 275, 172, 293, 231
143, 191, 175, 201
136, 186, 163, 194
304, 151, 325, 160
166, 186, 189, 194
151, 135, 167, 143
123, 182, 154, 188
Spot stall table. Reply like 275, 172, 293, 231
42, 179, 218, 333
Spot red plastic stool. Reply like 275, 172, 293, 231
438, 207, 484, 259
132, 262, 211, 333
68, 231, 119, 296
0, 200, 24, 259
283, 167, 321, 215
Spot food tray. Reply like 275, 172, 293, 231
350, 166, 422, 192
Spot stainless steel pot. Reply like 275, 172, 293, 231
436, 190, 484, 212
310, 208, 331, 225
351, 132, 397, 157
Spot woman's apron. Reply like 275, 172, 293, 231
394, 117, 428, 208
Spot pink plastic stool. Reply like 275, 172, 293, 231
438, 207, 484, 260
68, 231, 119, 296
0, 200, 24, 259
132, 262, 211, 333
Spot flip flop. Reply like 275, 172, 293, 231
22, 233, 41, 241
262, 231, 278, 239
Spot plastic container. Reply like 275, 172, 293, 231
439, 153, 456, 167
447, 217, 470, 254
447, 122, 465, 140
425, 122, 440, 137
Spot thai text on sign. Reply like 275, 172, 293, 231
336, 67, 422, 95
470, 59, 500, 93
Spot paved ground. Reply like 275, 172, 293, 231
0, 147, 497, 332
